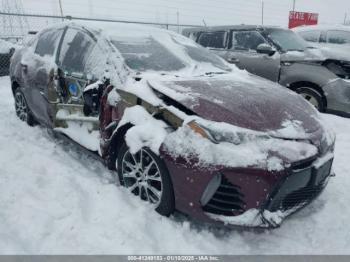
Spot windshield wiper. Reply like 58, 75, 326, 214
286, 49, 305, 52
204, 71, 228, 76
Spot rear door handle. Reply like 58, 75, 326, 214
20, 63, 28, 73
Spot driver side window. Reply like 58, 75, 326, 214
230, 31, 267, 51
58, 28, 95, 74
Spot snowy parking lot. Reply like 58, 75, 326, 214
0, 75, 350, 254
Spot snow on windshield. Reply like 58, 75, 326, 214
266, 28, 308, 52
110, 32, 230, 72
76, 21, 230, 73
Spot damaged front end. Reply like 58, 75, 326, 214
99, 75, 336, 228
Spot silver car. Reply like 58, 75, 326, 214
293, 25, 350, 47
183, 25, 350, 117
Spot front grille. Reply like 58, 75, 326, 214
202, 176, 245, 216
281, 183, 324, 210
267, 159, 332, 212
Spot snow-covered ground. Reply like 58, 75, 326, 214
0, 75, 350, 254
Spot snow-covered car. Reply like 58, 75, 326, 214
183, 25, 350, 117
9, 22, 335, 228
293, 25, 350, 47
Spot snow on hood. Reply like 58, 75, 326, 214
317, 45, 350, 62
282, 45, 350, 63
148, 73, 322, 139
281, 48, 326, 62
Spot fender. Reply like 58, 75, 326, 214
102, 89, 184, 167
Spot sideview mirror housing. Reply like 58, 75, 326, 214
257, 43, 276, 56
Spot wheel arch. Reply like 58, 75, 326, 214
288, 81, 327, 108
106, 122, 134, 170
11, 80, 20, 96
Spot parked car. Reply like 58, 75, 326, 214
0, 39, 17, 76
183, 25, 350, 117
293, 25, 350, 75
293, 25, 350, 47
10, 21, 335, 228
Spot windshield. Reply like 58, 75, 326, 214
111, 32, 231, 73
265, 28, 308, 52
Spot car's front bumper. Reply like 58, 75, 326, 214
323, 78, 350, 116
162, 149, 334, 228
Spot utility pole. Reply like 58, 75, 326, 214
261, 1, 264, 25
58, 0, 64, 20
344, 13, 348, 25
177, 10, 179, 33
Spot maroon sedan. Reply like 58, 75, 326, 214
9, 21, 335, 227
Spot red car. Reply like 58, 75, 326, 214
10, 22, 335, 227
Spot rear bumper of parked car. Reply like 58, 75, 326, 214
162, 150, 334, 228
323, 78, 350, 117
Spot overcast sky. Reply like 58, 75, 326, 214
15, 0, 350, 27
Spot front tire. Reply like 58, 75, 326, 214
116, 142, 175, 217
14, 89, 36, 126
296, 87, 325, 112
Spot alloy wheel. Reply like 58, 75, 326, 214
121, 148, 163, 206
15, 91, 28, 122
299, 92, 320, 110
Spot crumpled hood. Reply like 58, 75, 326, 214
148, 73, 323, 139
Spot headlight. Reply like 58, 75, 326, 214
187, 120, 269, 145
187, 120, 221, 144
324, 60, 350, 79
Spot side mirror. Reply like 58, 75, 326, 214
257, 43, 276, 56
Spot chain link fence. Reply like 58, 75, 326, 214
0, 12, 201, 76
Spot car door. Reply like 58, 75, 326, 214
225, 30, 281, 82
54, 27, 105, 151
197, 31, 229, 59
23, 28, 64, 126
298, 30, 322, 47
56, 27, 97, 106
326, 30, 350, 45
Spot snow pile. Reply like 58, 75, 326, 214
55, 109, 100, 152
20, 51, 57, 74
116, 105, 169, 154
207, 208, 292, 228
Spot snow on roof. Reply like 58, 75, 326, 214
293, 24, 350, 32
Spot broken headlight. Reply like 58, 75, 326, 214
187, 120, 270, 145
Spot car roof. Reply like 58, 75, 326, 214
38, 20, 176, 40
182, 25, 281, 34
293, 24, 350, 32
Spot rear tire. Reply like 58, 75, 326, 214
14, 89, 36, 126
296, 87, 325, 112
116, 142, 175, 217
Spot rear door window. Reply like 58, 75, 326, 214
35, 29, 63, 57
230, 30, 267, 51
299, 30, 321, 42
58, 28, 96, 73
198, 31, 227, 49
327, 30, 350, 44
